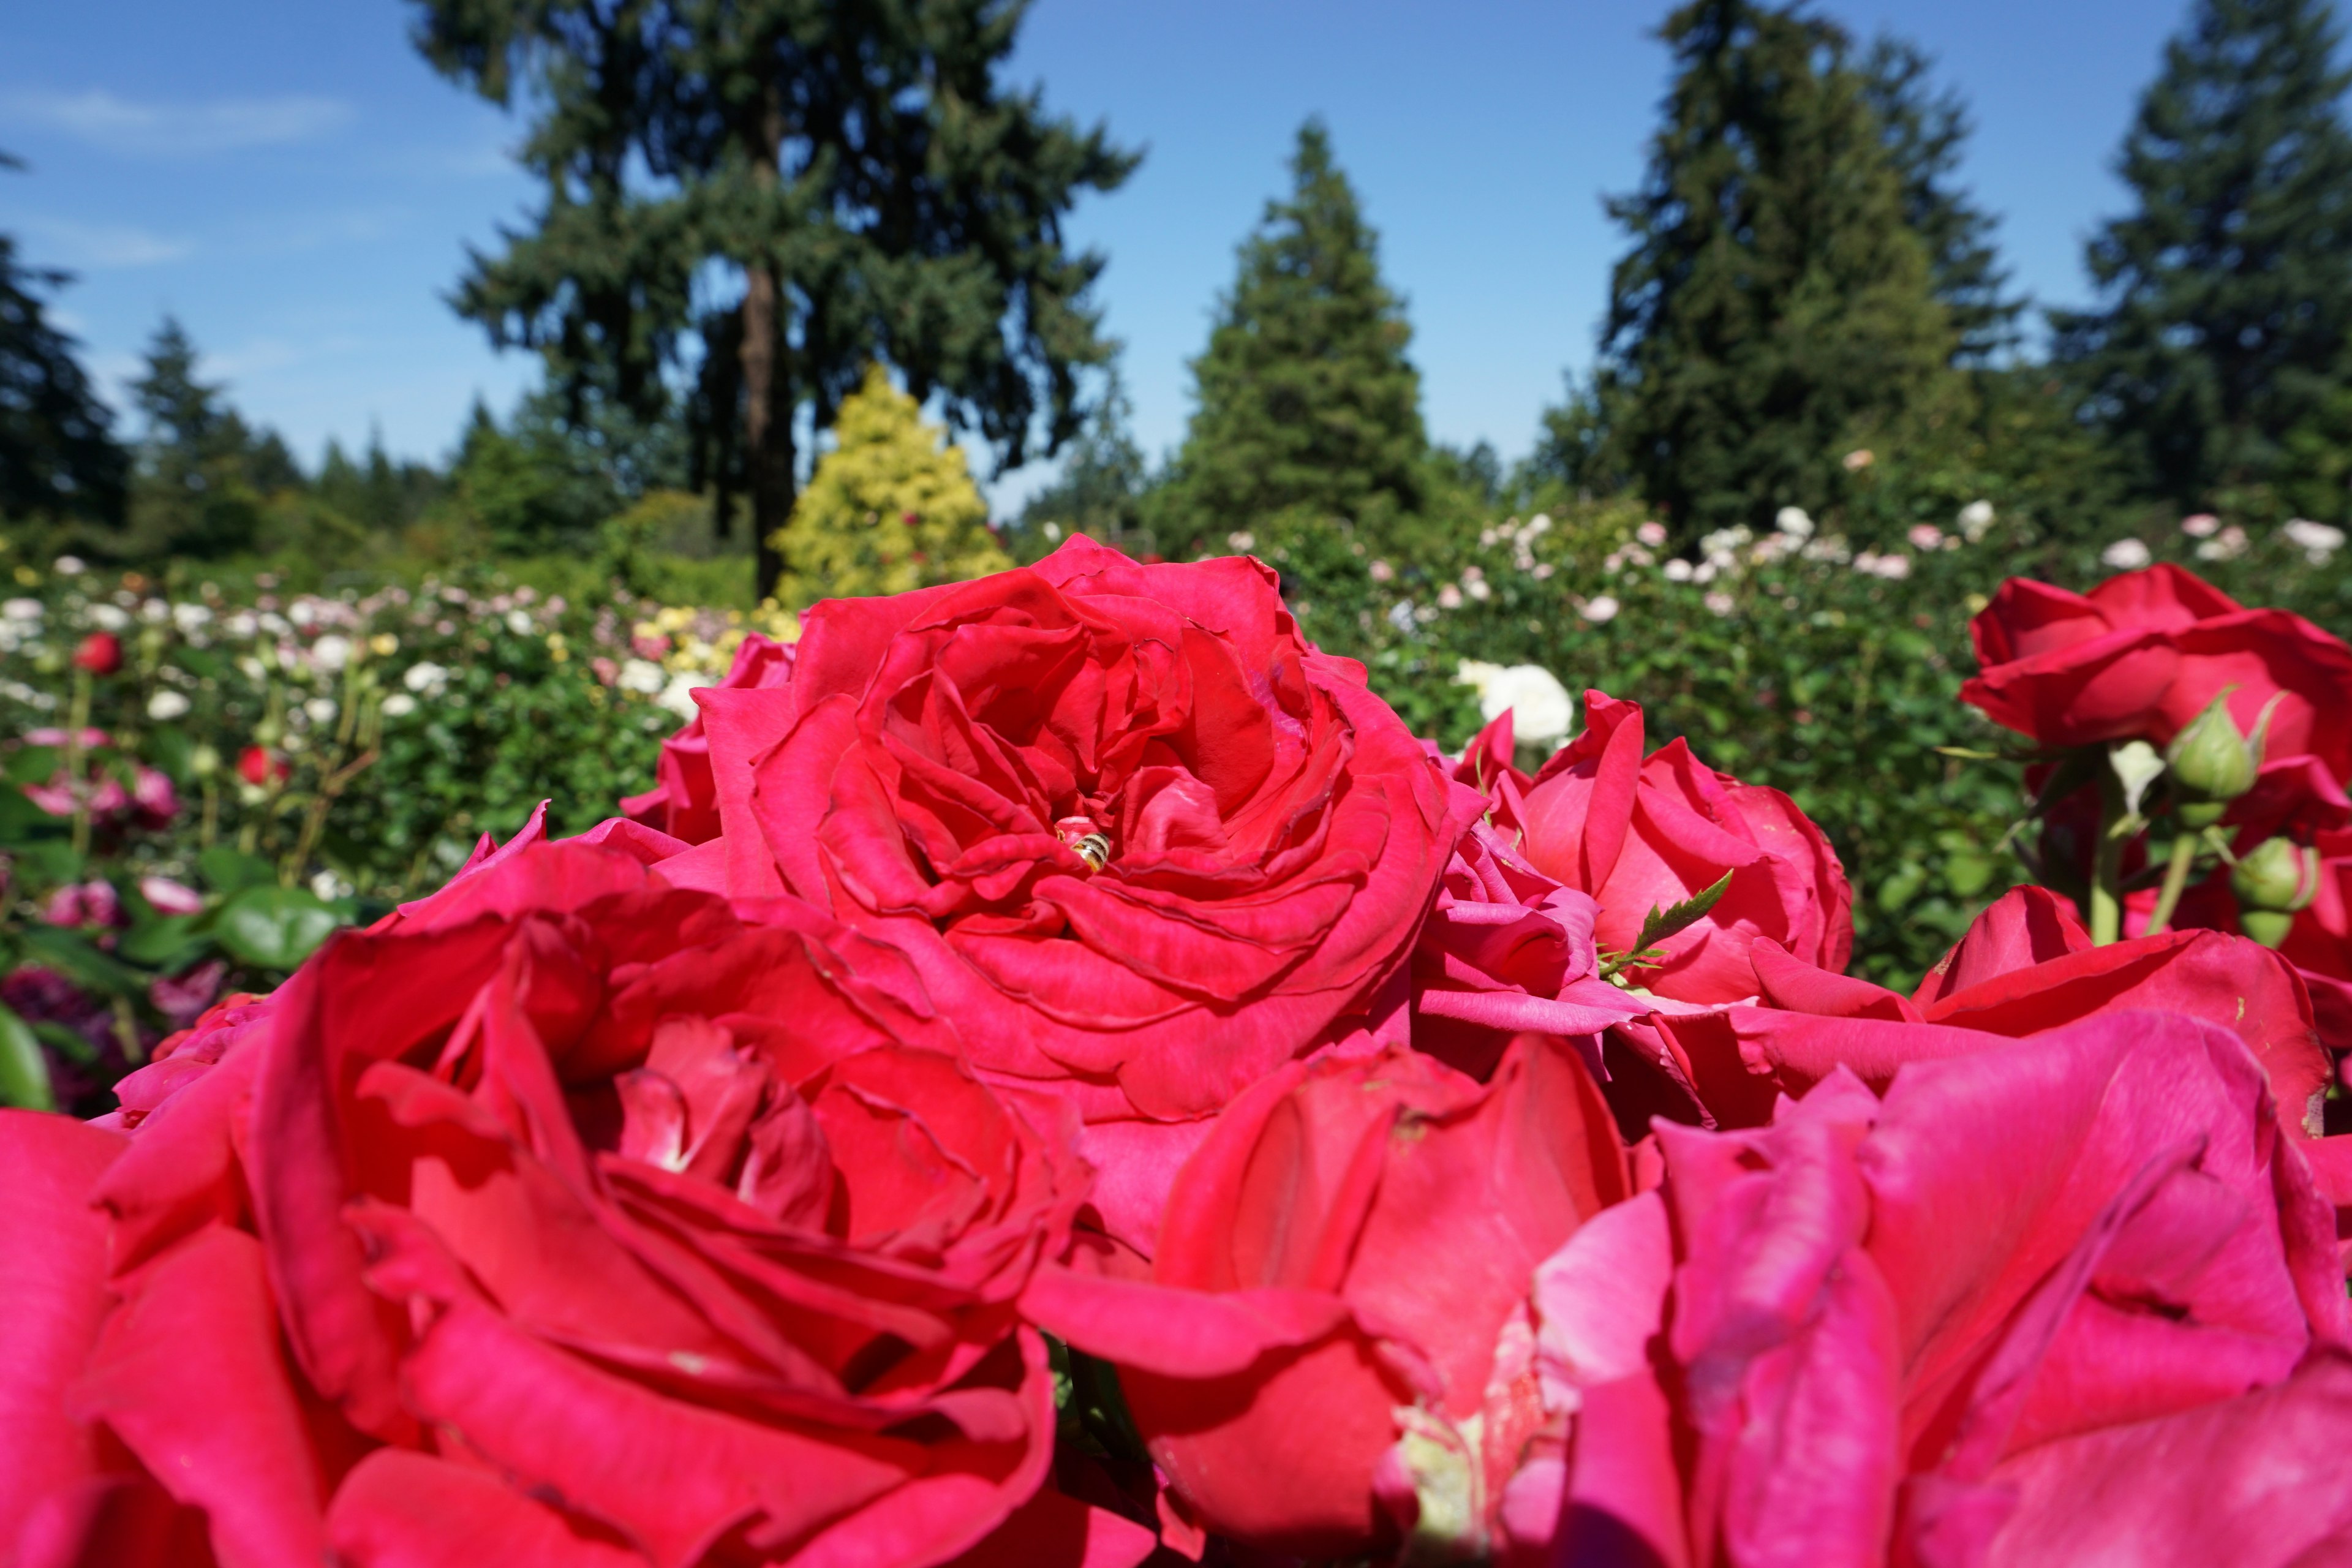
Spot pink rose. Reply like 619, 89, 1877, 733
620, 631, 795, 843
1526, 1011, 2350, 1565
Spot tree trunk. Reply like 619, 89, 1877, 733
742, 271, 793, 598
742, 83, 793, 600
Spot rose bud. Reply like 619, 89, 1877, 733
70, 631, 122, 675
235, 745, 287, 787
2235, 836, 2320, 946
2166, 685, 2271, 826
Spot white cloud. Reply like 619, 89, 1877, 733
13, 214, 192, 268
0, 88, 355, 156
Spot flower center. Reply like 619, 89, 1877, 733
1054, 815, 1111, 873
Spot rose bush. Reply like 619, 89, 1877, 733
0, 840, 1155, 1568
1608, 886, 2332, 1138
1961, 563, 2352, 769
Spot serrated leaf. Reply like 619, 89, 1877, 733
0, 1003, 54, 1111
1631, 870, 1735, 954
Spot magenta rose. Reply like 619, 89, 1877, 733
1523, 1011, 2351, 1566
0, 842, 1157, 1568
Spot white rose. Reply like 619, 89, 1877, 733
147, 690, 192, 721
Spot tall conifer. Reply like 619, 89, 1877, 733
1596, 0, 1958, 536
0, 154, 125, 527
1160, 120, 1427, 541
411, 0, 1136, 592
2052, 0, 2352, 508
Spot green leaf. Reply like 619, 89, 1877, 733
4, 745, 60, 785
198, 846, 277, 895
18, 926, 145, 999
214, 886, 345, 971
1630, 870, 1735, 954
0, 1003, 55, 1112
0, 785, 63, 847
119, 915, 210, 968
30, 1020, 97, 1065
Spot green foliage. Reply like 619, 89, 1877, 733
1247, 491, 2352, 987
1154, 119, 1427, 549
2051, 0, 2352, 510
775, 366, 1011, 608
0, 154, 127, 529
1011, 372, 1152, 562
1860, 35, 2025, 366
1594, 0, 1964, 540
116, 318, 284, 559
412, 0, 1137, 588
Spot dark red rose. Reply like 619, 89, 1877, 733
669, 539, 1474, 1247
1617, 886, 2332, 1139
0, 843, 1155, 1568
1537, 1012, 2351, 1567
1025, 1035, 1628, 1560
622, 632, 795, 844
1505, 690, 1852, 1005
1962, 564, 2352, 771
70, 631, 121, 675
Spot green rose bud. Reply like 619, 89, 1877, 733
2239, 909, 2297, 948
189, 743, 221, 778
2231, 837, 2318, 946
2165, 687, 2266, 827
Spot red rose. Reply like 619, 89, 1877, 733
0, 843, 1155, 1568
1509, 690, 1852, 1005
235, 744, 287, 786
1963, 564, 2352, 771
676, 538, 1473, 1242
1025, 1035, 1629, 1559
622, 631, 795, 843
1408, 817, 1645, 1080
1526, 1013, 2351, 1566
1620, 886, 2332, 1138
70, 631, 121, 675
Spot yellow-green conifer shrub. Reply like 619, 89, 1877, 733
773, 366, 1012, 607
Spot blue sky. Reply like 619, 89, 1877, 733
0, 0, 2246, 511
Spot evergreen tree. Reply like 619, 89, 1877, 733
2051, 0, 2352, 509
1596, 0, 1959, 537
0, 153, 126, 526
411, 0, 1136, 593
1013, 369, 1148, 555
1159, 119, 1426, 542
774, 364, 1009, 607
123, 318, 274, 558
1861, 36, 2024, 364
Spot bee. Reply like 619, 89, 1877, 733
1071, 832, 1111, 873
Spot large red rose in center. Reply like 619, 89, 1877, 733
714, 538, 1474, 1126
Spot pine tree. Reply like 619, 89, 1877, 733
0, 153, 126, 527
123, 318, 272, 558
774, 364, 1011, 606
1014, 368, 1149, 556
1596, 0, 1959, 537
1860, 36, 2024, 364
1158, 119, 1427, 543
412, 0, 1136, 594
2051, 0, 2352, 508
